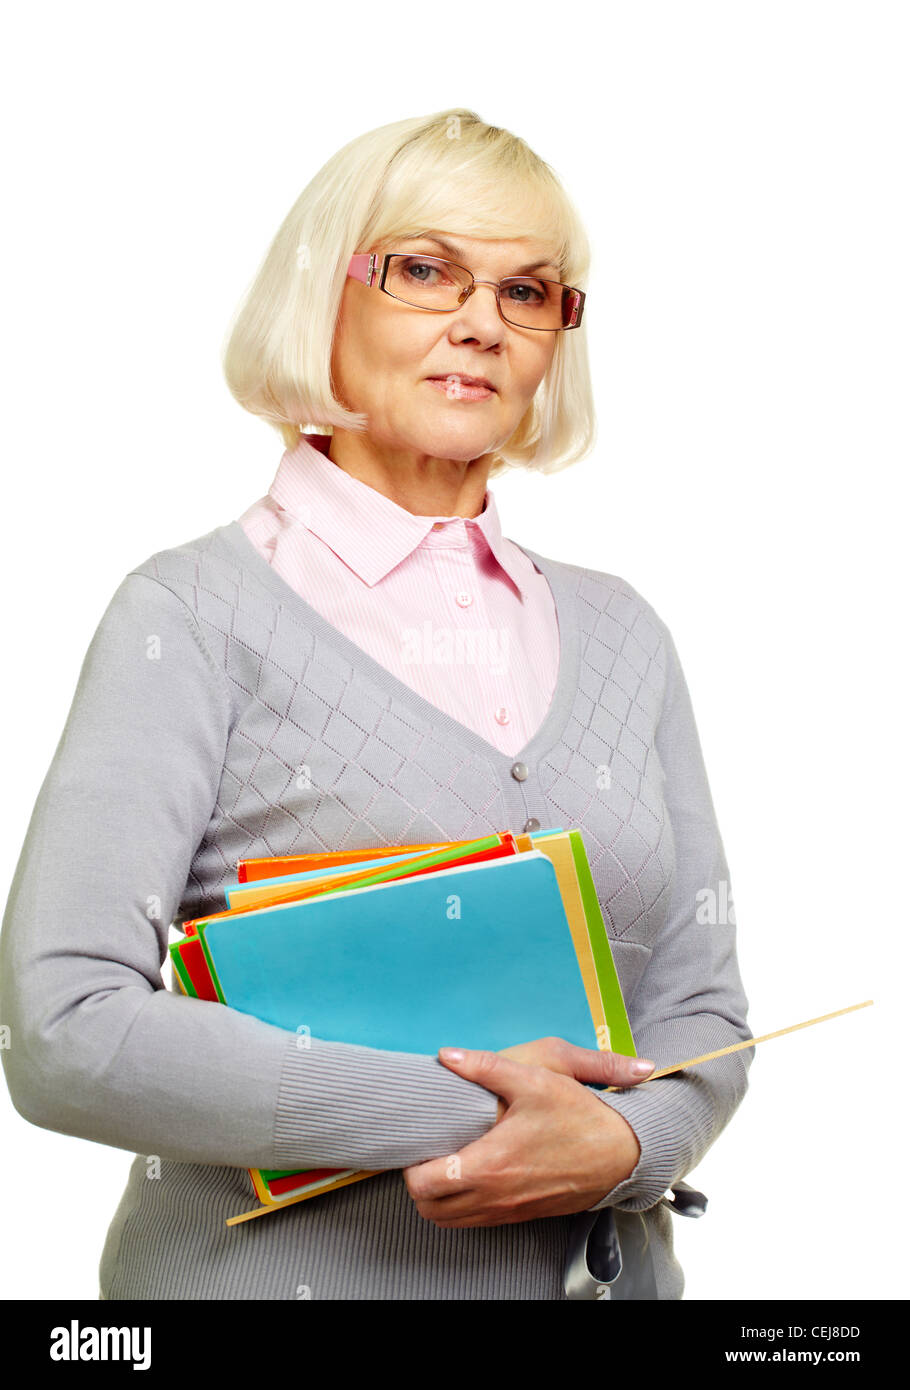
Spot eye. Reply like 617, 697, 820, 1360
503, 278, 547, 305
401, 258, 449, 285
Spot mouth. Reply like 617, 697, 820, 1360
425, 374, 497, 401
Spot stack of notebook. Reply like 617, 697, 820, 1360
169, 826, 636, 1217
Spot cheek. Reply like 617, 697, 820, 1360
519, 344, 556, 393
355, 317, 426, 375
332, 326, 379, 401
541, 338, 558, 374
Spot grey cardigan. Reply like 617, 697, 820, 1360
0, 520, 752, 1299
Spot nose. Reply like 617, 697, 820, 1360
451, 280, 508, 341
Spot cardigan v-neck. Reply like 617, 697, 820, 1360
219, 519, 581, 773
234, 433, 562, 760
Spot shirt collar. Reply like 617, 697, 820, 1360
266, 433, 532, 599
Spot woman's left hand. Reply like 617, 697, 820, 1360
401, 1045, 644, 1227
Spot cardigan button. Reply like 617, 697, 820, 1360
511, 761, 529, 781
523, 817, 541, 833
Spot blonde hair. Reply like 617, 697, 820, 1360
221, 108, 596, 478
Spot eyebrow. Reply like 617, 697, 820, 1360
395, 234, 561, 276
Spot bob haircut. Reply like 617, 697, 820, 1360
222, 107, 596, 478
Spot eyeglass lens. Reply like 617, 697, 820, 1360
384, 254, 577, 329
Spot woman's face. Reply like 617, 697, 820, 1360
330, 232, 560, 463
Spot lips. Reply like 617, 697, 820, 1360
427, 374, 496, 392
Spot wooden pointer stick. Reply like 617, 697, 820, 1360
602, 998, 874, 1091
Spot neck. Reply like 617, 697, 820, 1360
326, 431, 490, 518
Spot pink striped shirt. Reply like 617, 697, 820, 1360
236, 433, 560, 756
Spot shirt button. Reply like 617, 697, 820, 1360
495, 707, 510, 725
511, 761, 528, 781
455, 591, 473, 607
523, 817, 541, 833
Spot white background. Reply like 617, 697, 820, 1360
0, 0, 905, 1301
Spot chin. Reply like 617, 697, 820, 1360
399, 419, 489, 456
424, 437, 497, 463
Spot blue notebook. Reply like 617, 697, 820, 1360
199, 850, 595, 1054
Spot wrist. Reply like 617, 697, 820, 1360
613, 1111, 641, 1177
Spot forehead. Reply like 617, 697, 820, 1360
392, 231, 561, 271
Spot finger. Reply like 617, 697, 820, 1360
562, 1043, 656, 1088
402, 1151, 478, 1203
414, 1194, 545, 1229
405, 1169, 515, 1225
437, 1044, 655, 1095
413, 1195, 504, 1227
436, 1046, 551, 1104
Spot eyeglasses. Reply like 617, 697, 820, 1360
347, 252, 585, 331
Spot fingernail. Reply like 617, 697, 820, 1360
439, 1048, 464, 1061
632, 1059, 655, 1075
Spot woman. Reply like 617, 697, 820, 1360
0, 107, 752, 1300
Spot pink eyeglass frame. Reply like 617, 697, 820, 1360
346, 252, 585, 330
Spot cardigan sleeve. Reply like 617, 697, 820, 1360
0, 572, 499, 1174
585, 619, 753, 1213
